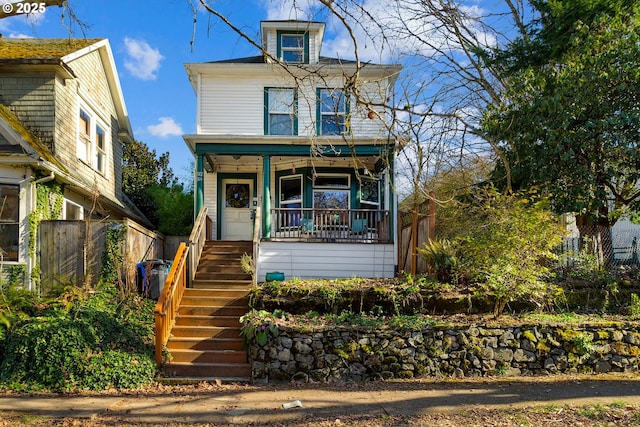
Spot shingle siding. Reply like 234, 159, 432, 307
0, 73, 56, 151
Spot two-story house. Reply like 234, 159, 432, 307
184, 21, 402, 280
0, 38, 150, 288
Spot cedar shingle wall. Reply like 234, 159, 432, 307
0, 73, 55, 151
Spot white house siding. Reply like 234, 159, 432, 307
200, 76, 265, 135
257, 241, 395, 281
199, 74, 391, 138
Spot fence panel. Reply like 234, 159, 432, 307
39, 219, 164, 293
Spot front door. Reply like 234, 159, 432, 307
221, 179, 254, 240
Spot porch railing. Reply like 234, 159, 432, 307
269, 208, 391, 243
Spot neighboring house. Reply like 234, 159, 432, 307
184, 21, 402, 280
0, 38, 150, 288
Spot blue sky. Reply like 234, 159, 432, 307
0, 0, 504, 189
0, 0, 354, 183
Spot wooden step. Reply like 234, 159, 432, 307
180, 295, 249, 307
175, 315, 243, 327
162, 362, 252, 379
167, 337, 245, 351
191, 279, 252, 289
184, 288, 250, 297
170, 326, 243, 338
168, 349, 247, 364
161, 240, 252, 382
178, 305, 248, 317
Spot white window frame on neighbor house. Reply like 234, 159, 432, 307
63, 199, 84, 220
77, 103, 108, 176
0, 183, 20, 262
265, 88, 297, 135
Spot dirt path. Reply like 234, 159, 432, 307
1, 374, 640, 426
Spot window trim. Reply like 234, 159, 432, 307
63, 199, 84, 220
316, 88, 350, 136
264, 87, 298, 135
279, 174, 303, 207
0, 183, 20, 262
277, 30, 309, 63
77, 103, 109, 176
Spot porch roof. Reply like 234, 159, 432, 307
191, 142, 389, 157
184, 134, 395, 156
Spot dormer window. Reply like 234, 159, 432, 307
278, 31, 308, 63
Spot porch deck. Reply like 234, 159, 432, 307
268, 208, 391, 243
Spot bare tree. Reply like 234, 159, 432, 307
191, 0, 533, 199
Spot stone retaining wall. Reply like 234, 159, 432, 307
248, 322, 640, 382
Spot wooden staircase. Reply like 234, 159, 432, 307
160, 241, 253, 382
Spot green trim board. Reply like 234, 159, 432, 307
194, 143, 386, 156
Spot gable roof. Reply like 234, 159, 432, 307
0, 38, 133, 142
0, 38, 101, 61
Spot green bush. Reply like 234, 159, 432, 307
0, 284, 156, 391
435, 188, 565, 316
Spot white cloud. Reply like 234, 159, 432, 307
147, 117, 183, 138
123, 37, 164, 80
264, 0, 317, 20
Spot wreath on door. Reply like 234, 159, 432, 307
226, 184, 250, 208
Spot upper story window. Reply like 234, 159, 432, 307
278, 31, 308, 63
317, 88, 349, 135
77, 105, 108, 176
0, 183, 19, 262
265, 88, 297, 135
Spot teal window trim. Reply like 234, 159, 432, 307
264, 87, 298, 136
316, 88, 351, 136
277, 30, 309, 63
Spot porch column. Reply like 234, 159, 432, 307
195, 153, 204, 215
262, 155, 271, 238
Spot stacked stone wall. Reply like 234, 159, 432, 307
249, 322, 640, 382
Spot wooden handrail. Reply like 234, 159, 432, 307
252, 206, 261, 287
189, 207, 209, 283
153, 242, 188, 366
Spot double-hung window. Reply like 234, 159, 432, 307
77, 105, 108, 175
278, 31, 307, 63
265, 88, 297, 135
318, 88, 349, 135
0, 184, 20, 262
279, 175, 303, 228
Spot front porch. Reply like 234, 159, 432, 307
269, 207, 391, 243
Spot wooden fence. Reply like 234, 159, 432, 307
397, 197, 436, 275
39, 218, 166, 293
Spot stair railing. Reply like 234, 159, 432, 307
189, 206, 210, 283
153, 206, 209, 366
252, 206, 261, 287
154, 241, 188, 366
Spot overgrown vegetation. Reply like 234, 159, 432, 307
0, 283, 156, 392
